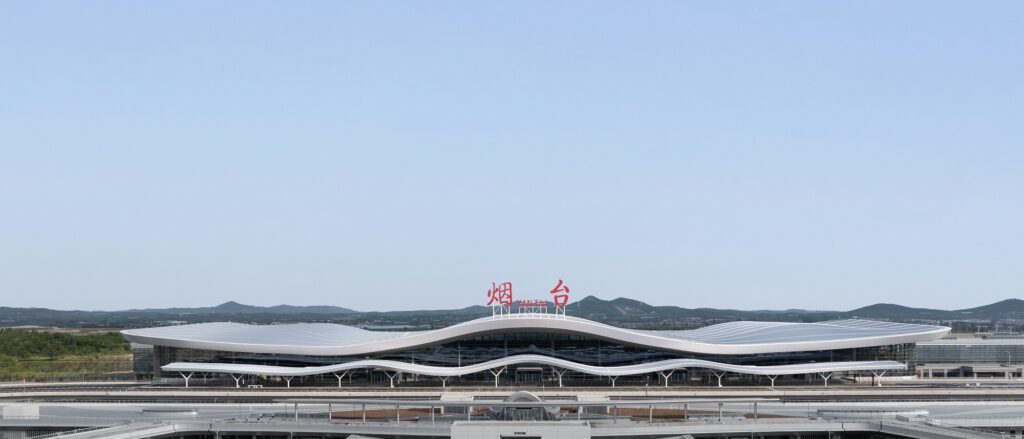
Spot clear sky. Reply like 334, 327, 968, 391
1, 2, 1021, 312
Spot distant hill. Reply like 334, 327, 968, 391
843, 303, 951, 320
0, 301, 357, 329
958, 299, 1024, 320
842, 299, 1024, 321
0, 297, 1021, 329
126, 301, 358, 315
571, 296, 839, 324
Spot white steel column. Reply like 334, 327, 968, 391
711, 371, 725, 387
658, 370, 675, 387
332, 371, 348, 388
551, 367, 566, 388
818, 372, 832, 387
871, 370, 886, 387
489, 367, 506, 388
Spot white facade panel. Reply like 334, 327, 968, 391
121, 315, 950, 357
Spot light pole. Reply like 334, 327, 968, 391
1006, 351, 1013, 385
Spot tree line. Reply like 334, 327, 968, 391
0, 329, 129, 359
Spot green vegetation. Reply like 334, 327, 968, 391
0, 329, 131, 381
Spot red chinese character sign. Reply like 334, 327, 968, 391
486, 279, 571, 318
550, 279, 570, 316
487, 281, 513, 316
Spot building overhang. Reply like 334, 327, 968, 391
122, 315, 950, 357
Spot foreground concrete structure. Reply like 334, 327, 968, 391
4, 390, 1024, 439
35, 419, 1004, 439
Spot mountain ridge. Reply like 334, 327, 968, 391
0, 297, 1021, 329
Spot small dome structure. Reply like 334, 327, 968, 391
489, 391, 560, 421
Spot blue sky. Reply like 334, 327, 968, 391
1, 2, 1021, 311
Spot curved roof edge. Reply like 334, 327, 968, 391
124, 315, 950, 356
161, 354, 907, 377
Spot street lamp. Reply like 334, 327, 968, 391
1006, 351, 1014, 385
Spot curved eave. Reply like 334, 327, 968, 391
161, 354, 907, 377
123, 316, 951, 356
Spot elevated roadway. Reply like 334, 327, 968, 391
10, 386, 1024, 403
7, 397, 1024, 439
20, 418, 1010, 439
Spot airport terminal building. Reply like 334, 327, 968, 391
121, 313, 950, 388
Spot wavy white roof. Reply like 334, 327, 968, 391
122, 315, 949, 356
162, 354, 906, 378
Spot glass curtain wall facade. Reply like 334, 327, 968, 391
917, 343, 1024, 364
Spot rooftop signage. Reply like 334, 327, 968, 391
486, 279, 570, 318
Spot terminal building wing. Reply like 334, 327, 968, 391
122, 315, 950, 387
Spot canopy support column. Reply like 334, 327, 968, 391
609, 376, 618, 387
332, 371, 348, 388
284, 376, 293, 388
383, 371, 397, 388
551, 367, 566, 388
179, 372, 193, 388
489, 367, 506, 388
767, 375, 778, 388
818, 372, 832, 387
711, 370, 725, 387
871, 370, 887, 387
440, 377, 448, 388
231, 374, 242, 388
658, 370, 675, 387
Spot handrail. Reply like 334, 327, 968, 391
24, 424, 127, 439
